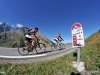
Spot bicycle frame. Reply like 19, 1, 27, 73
18, 34, 46, 55
53, 39, 65, 51
59, 40, 63, 45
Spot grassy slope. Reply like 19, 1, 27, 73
81, 30, 100, 71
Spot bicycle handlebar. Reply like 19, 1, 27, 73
59, 39, 64, 42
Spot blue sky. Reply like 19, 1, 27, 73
0, 0, 100, 43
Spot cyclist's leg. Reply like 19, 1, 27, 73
25, 35, 32, 50
31, 38, 36, 46
58, 39, 61, 47
31, 35, 37, 48
54, 38, 59, 46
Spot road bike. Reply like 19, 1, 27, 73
53, 40, 65, 51
18, 37, 46, 56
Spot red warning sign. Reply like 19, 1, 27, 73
73, 35, 77, 44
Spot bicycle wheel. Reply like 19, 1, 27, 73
18, 42, 29, 55
60, 43, 65, 49
50, 44, 55, 51
53, 44, 59, 51
36, 43, 46, 52
31, 45, 39, 54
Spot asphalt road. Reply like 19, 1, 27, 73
0, 45, 76, 63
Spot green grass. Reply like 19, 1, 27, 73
81, 44, 100, 71
0, 52, 78, 75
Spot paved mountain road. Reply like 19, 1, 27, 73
0, 45, 76, 63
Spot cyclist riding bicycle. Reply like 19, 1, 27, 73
54, 34, 64, 47
25, 27, 41, 51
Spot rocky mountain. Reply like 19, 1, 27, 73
0, 24, 54, 48
0, 22, 11, 32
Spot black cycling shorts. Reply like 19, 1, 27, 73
25, 37, 32, 42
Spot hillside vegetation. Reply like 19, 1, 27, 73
80, 29, 100, 74
85, 29, 100, 51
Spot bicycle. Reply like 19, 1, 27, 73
53, 40, 65, 51
18, 36, 46, 56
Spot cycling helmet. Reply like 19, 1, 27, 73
58, 34, 60, 35
34, 27, 38, 32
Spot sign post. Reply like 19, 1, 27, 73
77, 47, 81, 65
71, 22, 85, 65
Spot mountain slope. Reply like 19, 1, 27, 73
0, 27, 54, 48
0, 22, 11, 32
85, 29, 100, 50
85, 29, 100, 44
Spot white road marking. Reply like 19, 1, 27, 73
0, 54, 46, 59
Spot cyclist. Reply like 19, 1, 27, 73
25, 27, 41, 51
54, 34, 64, 47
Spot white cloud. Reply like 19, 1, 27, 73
12, 25, 14, 27
16, 23, 23, 28
0, 22, 3, 24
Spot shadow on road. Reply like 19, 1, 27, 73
59, 48, 66, 50
29, 49, 53, 55
29, 47, 66, 55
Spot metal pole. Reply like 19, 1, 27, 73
77, 47, 81, 65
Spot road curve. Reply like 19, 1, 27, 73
0, 45, 76, 63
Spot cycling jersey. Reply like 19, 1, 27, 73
54, 34, 60, 39
28, 29, 35, 33
25, 29, 36, 42
54, 34, 64, 42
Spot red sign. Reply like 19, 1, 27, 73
72, 23, 81, 30
73, 36, 77, 44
